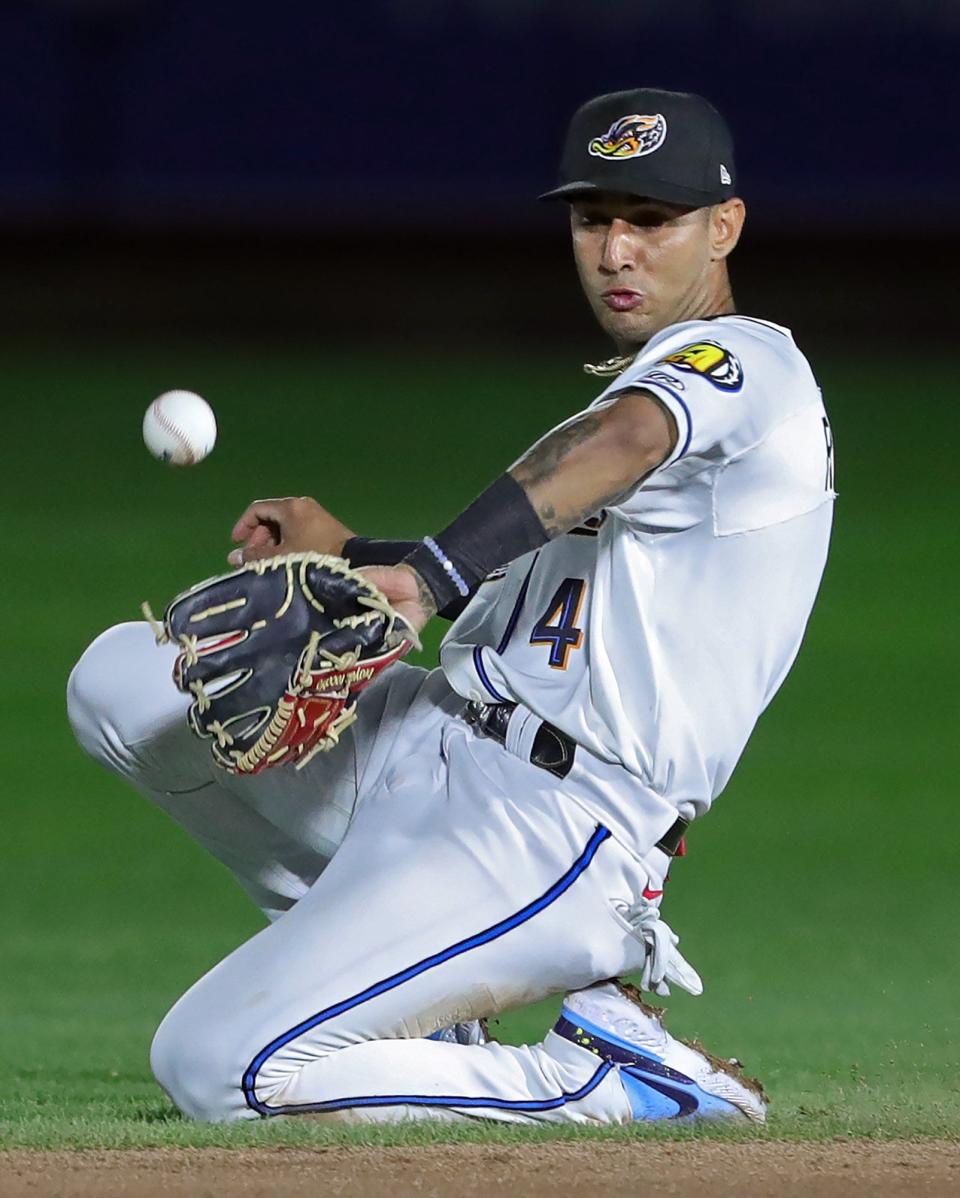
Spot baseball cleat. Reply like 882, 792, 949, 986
555, 981, 767, 1124
428, 1019, 489, 1046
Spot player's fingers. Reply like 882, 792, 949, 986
230, 499, 286, 543
230, 508, 262, 543
247, 524, 276, 550
227, 543, 279, 567
228, 524, 282, 567
244, 526, 280, 560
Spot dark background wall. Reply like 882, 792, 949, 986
1, 1, 956, 229
0, 3, 950, 350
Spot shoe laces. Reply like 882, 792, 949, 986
620, 903, 704, 997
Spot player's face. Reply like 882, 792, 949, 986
570, 194, 727, 349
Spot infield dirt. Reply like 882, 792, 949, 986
3, 1141, 958, 1198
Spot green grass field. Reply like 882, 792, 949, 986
1, 342, 956, 1149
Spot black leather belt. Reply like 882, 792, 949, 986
464, 700, 689, 857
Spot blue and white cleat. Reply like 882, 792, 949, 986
555, 982, 767, 1124
428, 1020, 489, 1046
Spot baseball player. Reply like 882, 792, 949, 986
67, 88, 834, 1126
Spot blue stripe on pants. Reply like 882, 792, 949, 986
243, 823, 612, 1115
258, 1060, 614, 1118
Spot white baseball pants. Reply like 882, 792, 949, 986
67, 622, 677, 1125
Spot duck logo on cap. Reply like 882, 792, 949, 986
588, 113, 667, 160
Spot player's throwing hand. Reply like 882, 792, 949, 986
228, 496, 355, 565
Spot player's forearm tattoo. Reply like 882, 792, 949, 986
510, 409, 649, 537
510, 414, 608, 537
530, 483, 638, 538
406, 565, 438, 620
511, 414, 604, 490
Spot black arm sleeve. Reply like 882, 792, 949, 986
342, 537, 470, 622
342, 537, 417, 567
403, 474, 549, 613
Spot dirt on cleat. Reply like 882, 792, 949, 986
612, 977, 768, 1107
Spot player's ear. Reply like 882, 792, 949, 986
709, 199, 746, 261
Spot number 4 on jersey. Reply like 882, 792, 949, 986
530, 578, 587, 669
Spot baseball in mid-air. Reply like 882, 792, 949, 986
143, 390, 217, 466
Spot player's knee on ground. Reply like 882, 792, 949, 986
150, 1000, 253, 1122
67, 621, 183, 774
150, 988, 343, 1123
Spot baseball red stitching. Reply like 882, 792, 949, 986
150, 399, 199, 465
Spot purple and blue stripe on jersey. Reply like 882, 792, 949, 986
472, 645, 509, 702
470, 554, 539, 701
633, 378, 693, 460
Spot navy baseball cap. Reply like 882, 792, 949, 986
540, 88, 737, 208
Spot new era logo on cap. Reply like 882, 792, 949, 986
588, 113, 667, 161
720, 164, 732, 185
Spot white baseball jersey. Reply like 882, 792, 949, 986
441, 314, 835, 839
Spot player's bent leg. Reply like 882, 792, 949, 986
148, 812, 633, 1123
66, 621, 432, 918
67, 621, 202, 788
67, 622, 323, 915
147, 716, 740, 1127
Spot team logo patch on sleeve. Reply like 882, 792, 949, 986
659, 341, 743, 391
588, 113, 667, 160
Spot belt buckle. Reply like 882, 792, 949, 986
464, 700, 499, 740
464, 700, 515, 744
464, 700, 487, 730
